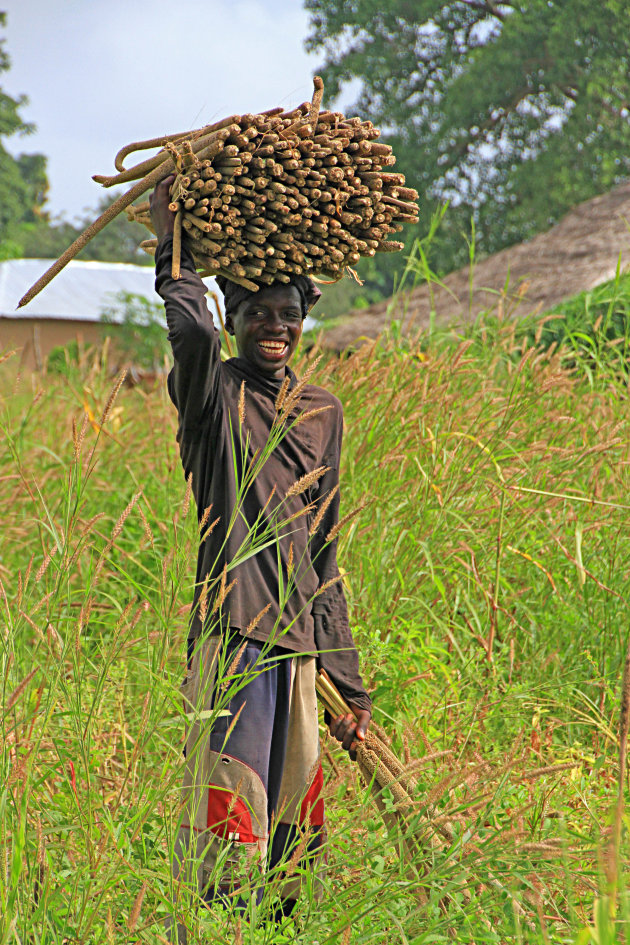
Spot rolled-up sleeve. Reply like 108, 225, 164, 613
155, 235, 222, 477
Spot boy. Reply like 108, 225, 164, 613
150, 177, 371, 937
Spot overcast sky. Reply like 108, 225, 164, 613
3, 0, 326, 221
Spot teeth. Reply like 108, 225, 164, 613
258, 341, 287, 351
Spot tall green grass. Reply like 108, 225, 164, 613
2, 294, 630, 942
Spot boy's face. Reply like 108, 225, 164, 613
226, 285, 304, 378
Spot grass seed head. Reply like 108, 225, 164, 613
286, 465, 328, 498
325, 501, 366, 542
99, 368, 127, 428
182, 471, 193, 520
245, 603, 271, 635
275, 375, 291, 412
238, 380, 246, 426
309, 484, 339, 537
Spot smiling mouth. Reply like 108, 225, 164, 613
257, 340, 289, 357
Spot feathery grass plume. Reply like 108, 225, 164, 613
34, 813, 45, 901
161, 548, 173, 592
279, 354, 323, 418
211, 564, 237, 615
110, 492, 141, 545
7, 668, 37, 710
44, 622, 61, 654
0, 349, 16, 366
309, 484, 339, 537
73, 410, 90, 461
516, 762, 578, 781
18, 610, 48, 649
198, 575, 210, 627
285, 813, 313, 877
22, 559, 34, 602
115, 600, 136, 634
127, 880, 147, 932
245, 603, 271, 636
287, 542, 294, 581
407, 749, 454, 770
35, 545, 58, 582
314, 574, 343, 598
106, 909, 115, 945
325, 501, 367, 543
91, 493, 141, 592
283, 501, 317, 527
99, 367, 128, 428
220, 640, 248, 693
238, 380, 246, 427
275, 375, 291, 413
295, 404, 333, 426
613, 636, 630, 880
226, 777, 244, 820
260, 484, 277, 517
224, 700, 246, 743
81, 512, 106, 537
199, 503, 214, 531
137, 504, 154, 547
286, 465, 328, 499
182, 471, 193, 520
201, 515, 221, 543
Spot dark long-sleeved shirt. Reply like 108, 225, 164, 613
155, 236, 371, 712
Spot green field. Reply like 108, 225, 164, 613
2, 291, 630, 943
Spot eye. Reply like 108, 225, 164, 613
284, 312, 302, 324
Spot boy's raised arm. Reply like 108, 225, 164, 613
151, 177, 222, 434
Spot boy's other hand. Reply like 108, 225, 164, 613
149, 175, 176, 242
329, 705, 371, 761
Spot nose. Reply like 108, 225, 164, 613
265, 310, 288, 332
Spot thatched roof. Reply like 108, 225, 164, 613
323, 181, 630, 350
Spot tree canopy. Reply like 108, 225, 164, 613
0, 12, 48, 259
0, 12, 149, 265
305, 0, 630, 281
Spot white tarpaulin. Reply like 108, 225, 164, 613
0, 258, 221, 322
0, 258, 315, 331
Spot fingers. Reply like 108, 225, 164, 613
149, 175, 177, 241
329, 713, 359, 754
355, 709, 371, 741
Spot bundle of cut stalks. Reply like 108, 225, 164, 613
315, 669, 439, 861
18, 77, 419, 308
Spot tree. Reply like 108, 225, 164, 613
0, 12, 48, 258
0, 13, 148, 265
305, 0, 630, 280
100, 291, 170, 370
19, 193, 152, 266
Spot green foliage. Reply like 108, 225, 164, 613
0, 16, 148, 267
4, 285, 630, 938
17, 191, 152, 266
305, 0, 630, 281
100, 291, 170, 370
46, 339, 81, 376
521, 266, 630, 369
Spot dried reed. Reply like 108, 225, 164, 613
18, 78, 418, 306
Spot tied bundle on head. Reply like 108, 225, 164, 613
18, 77, 419, 308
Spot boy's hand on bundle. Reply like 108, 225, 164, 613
149, 175, 176, 242
329, 705, 371, 761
